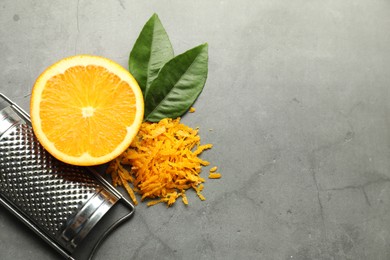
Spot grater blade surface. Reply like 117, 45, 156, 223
0, 94, 134, 259
0, 122, 102, 238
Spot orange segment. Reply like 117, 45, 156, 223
30, 55, 144, 166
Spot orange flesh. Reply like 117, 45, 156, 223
40, 65, 136, 157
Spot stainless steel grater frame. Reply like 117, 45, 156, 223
0, 93, 135, 260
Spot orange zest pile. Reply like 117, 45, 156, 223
106, 117, 219, 206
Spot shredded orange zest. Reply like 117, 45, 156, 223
208, 173, 222, 179
181, 191, 189, 205
209, 166, 218, 173
106, 117, 217, 207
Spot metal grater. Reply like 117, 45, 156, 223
0, 93, 135, 259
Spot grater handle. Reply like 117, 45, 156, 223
88, 197, 135, 260
86, 167, 135, 259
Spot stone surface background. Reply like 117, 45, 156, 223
1, 1, 390, 259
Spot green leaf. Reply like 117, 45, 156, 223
129, 13, 174, 94
144, 43, 208, 122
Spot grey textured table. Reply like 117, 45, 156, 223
1, 1, 390, 259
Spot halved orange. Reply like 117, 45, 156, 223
30, 55, 144, 166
